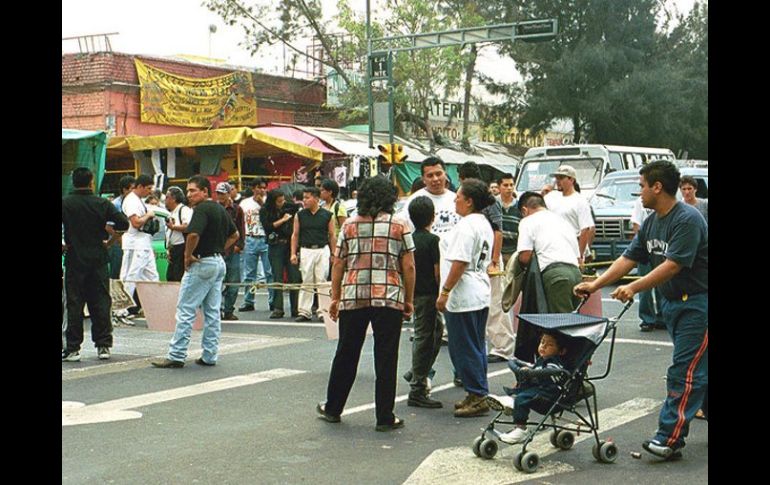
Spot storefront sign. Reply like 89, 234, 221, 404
135, 59, 257, 128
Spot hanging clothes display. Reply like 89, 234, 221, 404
333, 166, 347, 187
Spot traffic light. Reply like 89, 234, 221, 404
377, 143, 393, 164
377, 143, 408, 164
392, 143, 407, 164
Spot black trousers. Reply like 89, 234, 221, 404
166, 244, 186, 282
65, 263, 112, 351
325, 307, 403, 425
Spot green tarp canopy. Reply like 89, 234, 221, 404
62, 129, 107, 196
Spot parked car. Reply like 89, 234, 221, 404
589, 167, 708, 261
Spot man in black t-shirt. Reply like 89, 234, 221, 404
575, 161, 708, 461
290, 186, 335, 322
152, 175, 239, 368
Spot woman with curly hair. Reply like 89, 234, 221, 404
260, 189, 302, 319
316, 175, 416, 432
436, 178, 496, 418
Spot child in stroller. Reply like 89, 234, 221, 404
470, 300, 634, 473
498, 332, 570, 444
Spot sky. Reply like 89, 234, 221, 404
62, 0, 698, 98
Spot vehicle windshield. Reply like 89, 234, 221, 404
590, 177, 640, 209
516, 158, 603, 193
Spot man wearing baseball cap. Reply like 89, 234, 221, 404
544, 165, 595, 265
216, 182, 245, 321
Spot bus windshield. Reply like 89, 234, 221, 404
516, 158, 604, 192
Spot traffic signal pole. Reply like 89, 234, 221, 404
365, 17, 557, 150
366, 0, 373, 149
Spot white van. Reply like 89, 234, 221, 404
515, 144, 675, 199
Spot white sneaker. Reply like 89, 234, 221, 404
499, 427, 528, 444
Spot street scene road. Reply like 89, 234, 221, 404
62, 286, 708, 484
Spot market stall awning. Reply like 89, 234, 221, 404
108, 127, 325, 162
253, 124, 345, 159
298, 126, 433, 162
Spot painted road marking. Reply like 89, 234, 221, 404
62, 335, 307, 381
602, 298, 638, 303
341, 333, 670, 417
402, 397, 660, 484
62, 368, 306, 427
615, 338, 672, 347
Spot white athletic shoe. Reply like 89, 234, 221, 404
499, 427, 528, 444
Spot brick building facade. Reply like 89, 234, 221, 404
62, 52, 339, 136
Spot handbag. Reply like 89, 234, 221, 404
140, 217, 160, 235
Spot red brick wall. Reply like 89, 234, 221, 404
62, 52, 341, 133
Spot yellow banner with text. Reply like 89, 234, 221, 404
135, 59, 257, 128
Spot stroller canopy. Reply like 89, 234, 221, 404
518, 313, 609, 346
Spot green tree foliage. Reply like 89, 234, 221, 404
489, 0, 707, 158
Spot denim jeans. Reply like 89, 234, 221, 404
241, 236, 273, 308
268, 242, 301, 314
167, 255, 226, 363
654, 293, 708, 449
444, 307, 490, 396
221, 252, 241, 314
638, 262, 663, 325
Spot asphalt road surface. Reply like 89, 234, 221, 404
62, 286, 708, 484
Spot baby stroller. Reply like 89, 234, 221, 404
471, 298, 634, 473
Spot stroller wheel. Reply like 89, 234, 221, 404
556, 431, 575, 450
550, 430, 559, 447
512, 451, 524, 471
599, 441, 618, 463
472, 436, 483, 457
595, 440, 618, 463
520, 451, 540, 473
592, 441, 601, 460
479, 438, 498, 459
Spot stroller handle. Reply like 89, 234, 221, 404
573, 295, 589, 313
607, 298, 635, 328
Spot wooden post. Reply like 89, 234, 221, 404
236, 144, 242, 191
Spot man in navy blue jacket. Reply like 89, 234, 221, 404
574, 160, 707, 461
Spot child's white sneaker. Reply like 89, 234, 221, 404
499, 427, 528, 444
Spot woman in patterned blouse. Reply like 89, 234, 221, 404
316, 175, 416, 432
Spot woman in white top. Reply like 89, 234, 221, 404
436, 178, 495, 418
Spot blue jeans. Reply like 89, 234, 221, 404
638, 262, 663, 325
221, 253, 241, 314
654, 293, 708, 449
167, 256, 226, 363
241, 236, 273, 308
444, 308, 490, 396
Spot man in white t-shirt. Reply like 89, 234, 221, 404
238, 178, 273, 312
400, 157, 461, 240
543, 165, 595, 264
517, 191, 582, 313
120, 174, 160, 315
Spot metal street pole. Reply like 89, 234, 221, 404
387, 50, 394, 147
366, 0, 373, 149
